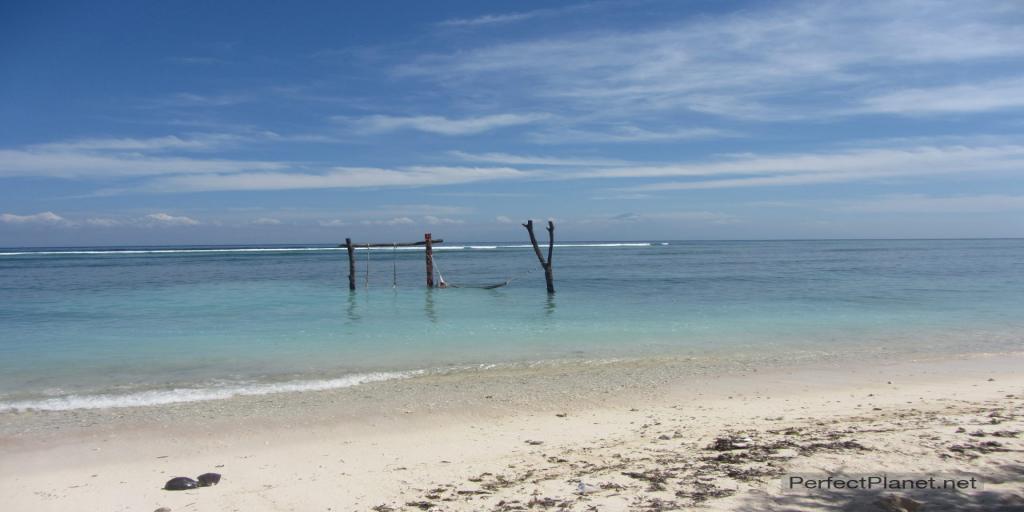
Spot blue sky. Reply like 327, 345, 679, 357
2, 0, 1023, 246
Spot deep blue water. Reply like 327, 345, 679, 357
1, 239, 1022, 410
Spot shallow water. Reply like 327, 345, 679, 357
1, 239, 1022, 410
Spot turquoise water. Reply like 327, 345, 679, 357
1, 239, 1022, 410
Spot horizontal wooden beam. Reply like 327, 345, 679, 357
337, 239, 444, 248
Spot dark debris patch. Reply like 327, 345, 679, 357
948, 440, 1009, 457
404, 501, 436, 510
676, 482, 737, 504
969, 430, 1021, 438
493, 499, 527, 511
621, 469, 676, 491
724, 463, 784, 482
630, 496, 685, 511
797, 439, 870, 455
526, 495, 572, 509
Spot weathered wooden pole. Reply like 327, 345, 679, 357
345, 237, 356, 291
544, 220, 555, 292
523, 219, 555, 293
424, 232, 434, 288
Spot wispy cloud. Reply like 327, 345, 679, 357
403, 1, 1024, 122
337, 113, 550, 135
0, 212, 202, 228
0, 134, 287, 180
84, 217, 123, 227
0, 211, 68, 225
435, 2, 603, 28
318, 219, 348, 227
859, 77, 1024, 115
32, 134, 241, 152
424, 215, 465, 225
594, 144, 1024, 191
360, 217, 415, 226
529, 125, 733, 144
839, 194, 1024, 213
0, 147, 287, 179
138, 166, 528, 193
147, 92, 252, 108
142, 213, 200, 226
580, 210, 739, 225
437, 11, 542, 27
448, 150, 631, 166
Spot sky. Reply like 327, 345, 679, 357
1, 0, 1023, 246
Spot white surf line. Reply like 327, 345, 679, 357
0, 371, 420, 412
0, 243, 668, 257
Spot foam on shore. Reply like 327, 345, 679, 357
0, 371, 417, 412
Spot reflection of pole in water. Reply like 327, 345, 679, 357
346, 290, 361, 323
424, 288, 438, 323
545, 294, 556, 316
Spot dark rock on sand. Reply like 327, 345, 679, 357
197, 472, 221, 487
163, 477, 198, 491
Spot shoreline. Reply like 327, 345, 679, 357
2, 351, 1023, 510
5, 325, 1022, 416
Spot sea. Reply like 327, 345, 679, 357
1, 239, 1022, 412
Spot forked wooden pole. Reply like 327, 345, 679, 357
523, 219, 555, 293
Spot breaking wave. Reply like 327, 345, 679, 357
0, 371, 416, 412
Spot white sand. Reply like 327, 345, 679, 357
2, 353, 1023, 511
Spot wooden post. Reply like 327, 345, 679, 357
345, 237, 356, 291
545, 220, 555, 293
424, 232, 434, 288
523, 219, 555, 293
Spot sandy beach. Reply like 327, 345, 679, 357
2, 352, 1022, 511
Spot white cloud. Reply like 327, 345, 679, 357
402, 1, 1024, 121
143, 213, 200, 226
376, 204, 474, 216
449, 150, 631, 166
436, 3, 602, 28
339, 113, 550, 135
150, 92, 251, 108
529, 125, 733, 144
585, 211, 738, 225
318, 219, 347, 227
437, 11, 540, 27
839, 194, 1024, 213
0, 211, 68, 225
0, 212, 207, 228
84, 217, 122, 227
424, 215, 465, 225
33, 134, 239, 152
359, 217, 415, 226
252, 217, 283, 225
139, 166, 528, 193
859, 77, 1024, 115
590, 144, 1024, 191
0, 147, 287, 179
496, 215, 513, 224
